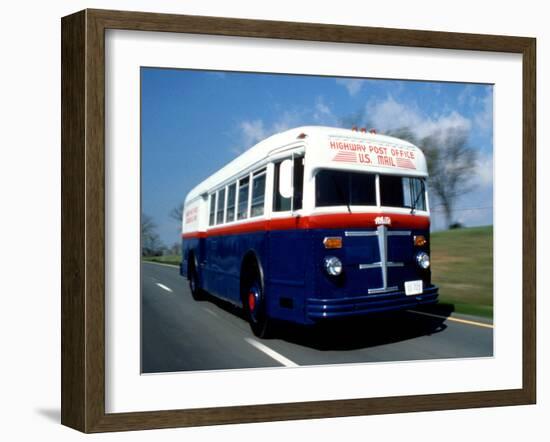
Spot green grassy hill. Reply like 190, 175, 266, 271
430, 226, 493, 318
143, 255, 181, 266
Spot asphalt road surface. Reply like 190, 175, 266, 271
141, 261, 493, 373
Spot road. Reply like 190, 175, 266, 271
141, 261, 493, 373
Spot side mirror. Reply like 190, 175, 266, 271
278, 159, 293, 198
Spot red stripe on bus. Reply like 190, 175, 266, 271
181, 213, 429, 239
300, 213, 430, 229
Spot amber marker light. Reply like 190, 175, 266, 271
323, 237, 342, 249
414, 235, 427, 247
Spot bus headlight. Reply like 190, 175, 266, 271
416, 252, 430, 269
324, 256, 343, 276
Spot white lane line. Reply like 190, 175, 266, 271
204, 308, 219, 318
155, 283, 173, 293
245, 338, 299, 367
407, 310, 494, 329
143, 260, 179, 269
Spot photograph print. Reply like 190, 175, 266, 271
140, 68, 494, 374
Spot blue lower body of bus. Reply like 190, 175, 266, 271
181, 226, 438, 326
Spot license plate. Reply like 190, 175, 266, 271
405, 280, 423, 296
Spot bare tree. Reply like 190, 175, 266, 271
421, 128, 476, 228
141, 213, 164, 256
169, 202, 184, 223
385, 127, 419, 145
169, 241, 182, 256
338, 108, 373, 130
141, 213, 156, 238
387, 126, 477, 228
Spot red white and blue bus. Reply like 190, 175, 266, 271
181, 126, 438, 338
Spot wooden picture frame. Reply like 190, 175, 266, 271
61, 8, 536, 433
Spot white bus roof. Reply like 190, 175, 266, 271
185, 126, 428, 204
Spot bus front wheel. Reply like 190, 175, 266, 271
244, 272, 273, 339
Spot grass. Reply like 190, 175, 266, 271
143, 255, 181, 267
430, 225, 493, 318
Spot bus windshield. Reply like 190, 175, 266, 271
315, 169, 426, 211
379, 174, 426, 211
315, 170, 376, 207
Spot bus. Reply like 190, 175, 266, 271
180, 126, 438, 338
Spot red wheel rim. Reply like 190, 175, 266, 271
248, 292, 256, 311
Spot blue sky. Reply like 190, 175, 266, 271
141, 68, 493, 246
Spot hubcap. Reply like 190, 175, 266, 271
247, 285, 261, 322
248, 292, 256, 311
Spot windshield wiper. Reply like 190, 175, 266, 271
410, 180, 425, 214
331, 175, 352, 214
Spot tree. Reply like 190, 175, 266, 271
141, 213, 164, 256
421, 128, 476, 228
338, 108, 374, 131
169, 202, 184, 223
387, 126, 477, 228
169, 241, 182, 256
385, 127, 419, 145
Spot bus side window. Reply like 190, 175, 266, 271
251, 169, 266, 217
226, 183, 236, 222
293, 156, 304, 211
273, 156, 304, 212
209, 193, 216, 226
216, 187, 226, 224
237, 177, 249, 220
273, 161, 291, 212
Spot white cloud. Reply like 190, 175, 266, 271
272, 110, 303, 133
473, 151, 494, 187
314, 98, 331, 118
233, 97, 336, 153
417, 111, 471, 140
457, 86, 493, 134
239, 119, 266, 146
474, 90, 493, 132
208, 71, 226, 79
368, 96, 471, 140
368, 96, 422, 132
232, 113, 301, 154
335, 79, 364, 96
457, 85, 478, 107
312, 97, 336, 125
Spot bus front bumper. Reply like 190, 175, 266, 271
305, 286, 439, 320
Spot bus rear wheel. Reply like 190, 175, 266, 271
189, 262, 205, 301
244, 273, 273, 339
